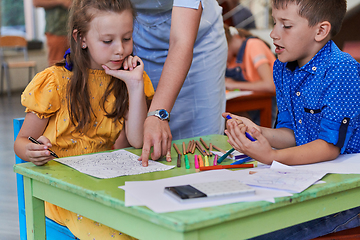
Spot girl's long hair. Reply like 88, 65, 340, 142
61, 0, 135, 132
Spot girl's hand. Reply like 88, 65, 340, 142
103, 56, 144, 92
225, 77, 240, 90
225, 121, 275, 165
25, 136, 54, 166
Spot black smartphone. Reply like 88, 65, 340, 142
164, 185, 207, 201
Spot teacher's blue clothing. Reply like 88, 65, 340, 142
131, 0, 227, 140
274, 40, 360, 154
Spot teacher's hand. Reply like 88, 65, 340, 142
139, 117, 172, 166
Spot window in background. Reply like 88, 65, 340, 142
1, 0, 26, 37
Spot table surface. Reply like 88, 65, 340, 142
14, 134, 360, 240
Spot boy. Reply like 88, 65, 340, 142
223, 0, 360, 238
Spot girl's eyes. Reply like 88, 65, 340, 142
103, 40, 112, 44
123, 37, 131, 42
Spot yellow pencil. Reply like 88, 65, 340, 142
204, 155, 209, 166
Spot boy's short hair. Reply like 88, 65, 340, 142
272, 0, 347, 37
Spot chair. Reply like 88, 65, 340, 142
13, 117, 76, 240
1, 36, 37, 97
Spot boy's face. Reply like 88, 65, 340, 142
82, 10, 134, 70
270, 3, 319, 67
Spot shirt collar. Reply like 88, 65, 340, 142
285, 40, 332, 74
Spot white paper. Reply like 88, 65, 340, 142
120, 169, 292, 213
241, 167, 327, 193
55, 150, 175, 179
293, 153, 360, 174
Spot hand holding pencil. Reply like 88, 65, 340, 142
26, 136, 58, 166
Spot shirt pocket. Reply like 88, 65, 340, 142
302, 105, 327, 129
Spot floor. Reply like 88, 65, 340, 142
0, 91, 26, 240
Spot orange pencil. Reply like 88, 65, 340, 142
209, 143, 213, 156
173, 143, 181, 155
196, 144, 206, 156
200, 138, 209, 149
199, 164, 254, 171
196, 140, 209, 156
187, 140, 193, 153
198, 155, 204, 167
182, 142, 186, 155
191, 140, 196, 154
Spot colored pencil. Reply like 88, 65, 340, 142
198, 155, 204, 167
184, 155, 190, 169
213, 144, 233, 158
199, 164, 254, 171
204, 155, 209, 166
213, 154, 218, 166
200, 138, 209, 149
194, 155, 199, 169
173, 143, 181, 155
177, 154, 181, 167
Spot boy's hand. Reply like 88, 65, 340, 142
225, 120, 275, 165
26, 136, 54, 166
102, 56, 144, 92
222, 112, 261, 133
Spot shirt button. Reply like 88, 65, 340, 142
299, 119, 302, 124
310, 110, 314, 114
312, 66, 317, 71
296, 92, 301, 96
343, 119, 348, 124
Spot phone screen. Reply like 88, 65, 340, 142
165, 185, 207, 200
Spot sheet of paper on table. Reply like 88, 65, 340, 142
242, 163, 327, 193
119, 153, 360, 213
119, 169, 293, 213
55, 149, 175, 179
292, 153, 360, 174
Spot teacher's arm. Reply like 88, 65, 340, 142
140, 3, 202, 166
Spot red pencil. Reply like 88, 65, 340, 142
199, 164, 254, 171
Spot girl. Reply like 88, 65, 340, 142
14, 0, 153, 239
224, 25, 276, 92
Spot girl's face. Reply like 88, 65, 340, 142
82, 9, 134, 70
270, 3, 318, 67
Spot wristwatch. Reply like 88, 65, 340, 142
147, 109, 170, 121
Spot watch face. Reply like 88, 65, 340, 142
158, 109, 168, 119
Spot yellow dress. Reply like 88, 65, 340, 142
21, 65, 154, 240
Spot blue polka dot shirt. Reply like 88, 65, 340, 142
274, 40, 360, 154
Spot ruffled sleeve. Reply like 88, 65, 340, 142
143, 71, 154, 99
21, 67, 61, 119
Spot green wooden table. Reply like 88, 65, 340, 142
13, 134, 360, 240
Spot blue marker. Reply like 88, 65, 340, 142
226, 115, 256, 141
231, 156, 252, 165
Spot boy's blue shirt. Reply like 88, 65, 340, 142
274, 40, 360, 154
